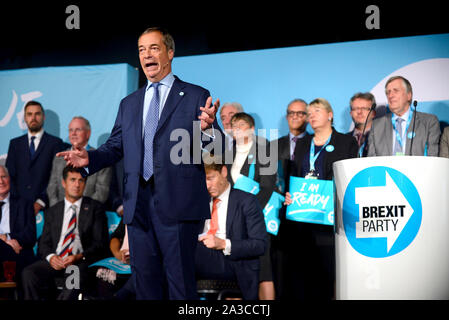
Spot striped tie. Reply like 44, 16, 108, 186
59, 204, 77, 259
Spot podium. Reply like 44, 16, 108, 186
333, 156, 449, 299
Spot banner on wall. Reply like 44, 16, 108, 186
0, 63, 138, 160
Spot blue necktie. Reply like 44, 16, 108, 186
30, 136, 36, 158
142, 82, 161, 181
393, 118, 404, 155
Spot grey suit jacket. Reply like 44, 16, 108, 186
367, 110, 440, 157
439, 126, 449, 158
47, 146, 112, 207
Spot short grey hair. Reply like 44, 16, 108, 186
0, 164, 9, 177
385, 75, 413, 103
71, 116, 91, 131
286, 98, 307, 114
139, 27, 175, 53
220, 102, 244, 116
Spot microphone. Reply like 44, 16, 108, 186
409, 100, 418, 156
358, 102, 376, 158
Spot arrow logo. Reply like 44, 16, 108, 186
355, 171, 414, 253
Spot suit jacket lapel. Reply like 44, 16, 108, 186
405, 111, 418, 155
53, 202, 65, 249
226, 190, 237, 236
322, 129, 337, 177
78, 198, 90, 237
384, 114, 394, 155
157, 77, 187, 132
30, 132, 47, 164
8, 197, 17, 233
21, 135, 32, 165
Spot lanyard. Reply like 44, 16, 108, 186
391, 110, 413, 148
309, 134, 332, 171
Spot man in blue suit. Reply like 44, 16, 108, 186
6, 101, 63, 214
58, 27, 222, 300
196, 154, 266, 300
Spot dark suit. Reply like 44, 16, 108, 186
0, 195, 36, 279
22, 197, 109, 300
6, 132, 63, 206
195, 188, 266, 300
347, 130, 370, 157
84, 75, 222, 299
280, 128, 357, 300
270, 133, 308, 299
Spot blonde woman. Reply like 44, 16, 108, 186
281, 98, 357, 300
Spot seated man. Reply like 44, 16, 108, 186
0, 165, 36, 286
47, 116, 112, 207
22, 166, 109, 300
195, 154, 266, 300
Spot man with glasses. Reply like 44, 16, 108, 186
279, 99, 309, 162
47, 116, 112, 206
271, 98, 308, 299
347, 92, 376, 157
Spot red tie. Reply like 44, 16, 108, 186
207, 198, 221, 235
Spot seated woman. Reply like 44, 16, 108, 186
226, 112, 276, 300
282, 98, 358, 300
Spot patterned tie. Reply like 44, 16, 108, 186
393, 118, 404, 155
142, 82, 161, 181
354, 131, 363, 147
29, 136, 36, 158
59, 205, 77, 259
291, 136, 299, 160
207, 198, 221, 235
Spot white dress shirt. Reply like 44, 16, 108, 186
142, 72, 175, 135
28, 128, 44, 150
0, 194, 11, 239
202, 184, 232, 255
289, 131, 306, 159
46, 197, 84, 262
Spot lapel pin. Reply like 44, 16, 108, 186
179, 91, 184, 96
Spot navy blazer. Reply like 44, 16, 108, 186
198, 188, 267, 299
8, 195, 36, 250
0, 195, 36, 269
38, 197, 109, 264
6, 132, 63, 205
86, 76, 221, 224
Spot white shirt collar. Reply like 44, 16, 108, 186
64, 197, 83, 212
392, 105, 411, 122
216, 183, 231, 203
0, 193, 10, 204
146, 72, 175, 91
289, 131, 306, 140
28, 128, 44, 141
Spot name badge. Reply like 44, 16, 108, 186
305, 170, 319, 179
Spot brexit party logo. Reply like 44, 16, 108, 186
343, 166, 422, 258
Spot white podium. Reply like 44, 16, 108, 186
333, 156, 449, 300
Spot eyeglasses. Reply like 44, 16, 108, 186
350, 107, 371, 112
287, 111, 307, 117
